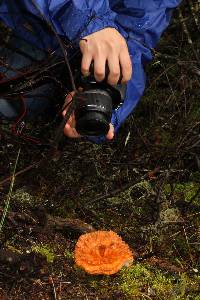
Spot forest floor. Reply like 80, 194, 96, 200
0, 3, 200, 300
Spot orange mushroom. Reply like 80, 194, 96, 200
74, 230, 133, 275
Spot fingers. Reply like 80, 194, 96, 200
106, 123, 114, 140
63, 113, 81, 138
80, 28, 132, 86
62, 91, 75, 115
64, 123, 81, 138
63, 89, 115, 140
81, 52, 92, 77
107, 54, 120, 85
93, 53, 106, 82
63, 92, 81, 138
120, 48, 132, 83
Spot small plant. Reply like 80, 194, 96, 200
0, 148, 21, 233
64, 249, 74, 260
32, 244, 55, 263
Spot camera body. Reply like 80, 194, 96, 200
73, 66, 126, 137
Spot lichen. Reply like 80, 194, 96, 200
159, 207, 183, 223
11, 188, 35, 208
107, 180, 155, 205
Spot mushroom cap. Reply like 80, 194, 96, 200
74, 230, 133, 275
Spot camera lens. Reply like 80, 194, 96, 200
75, 89, 112, 136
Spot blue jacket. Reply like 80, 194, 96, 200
0, 0, 182, 135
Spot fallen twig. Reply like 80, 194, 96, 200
0, 162, 40, 187
0, 207, 96, 234
49, 275, 57, 300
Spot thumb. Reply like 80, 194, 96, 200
106, 124, 114, 140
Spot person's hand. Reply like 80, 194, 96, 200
63, 28, 130, 139
79, 27, 132, 85
62, 92, 114, 140
62, 92, 80, 139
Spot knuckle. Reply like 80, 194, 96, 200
109, 40, 116, 47
122, 60, 132, 75
111, 70, 120, 78
82, 67, 89, 74
80, 44, 88, 53
86, 47, 93, 55
107, 40, 117, 50
123, 72, 130, 79
122, 75, 130, 83
95, 45, 102, 54
120, 38, 127, 47
95, 71, 104, 77
124, 66, 132, 76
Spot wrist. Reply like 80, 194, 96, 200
79, 12, 118, 42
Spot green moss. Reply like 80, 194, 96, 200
190, 172, 200, 182
64, 249, 74, 260
32, 244, 55, 263
164, 182, 200, 205
119, 264, 152, 297
118, 263, 200, 299
6, 244, 23, 254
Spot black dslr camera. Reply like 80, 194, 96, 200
0, 44, 126, 138
72, 60, 126, 137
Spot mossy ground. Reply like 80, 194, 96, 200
0, 3, 200, 300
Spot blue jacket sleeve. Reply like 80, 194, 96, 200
109, 0, 182, 133
33, 0, 119, 41
0, 1, 118, 47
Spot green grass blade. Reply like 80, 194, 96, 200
0, 148, 21, 233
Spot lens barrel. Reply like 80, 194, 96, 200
75, 89, 112, 136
